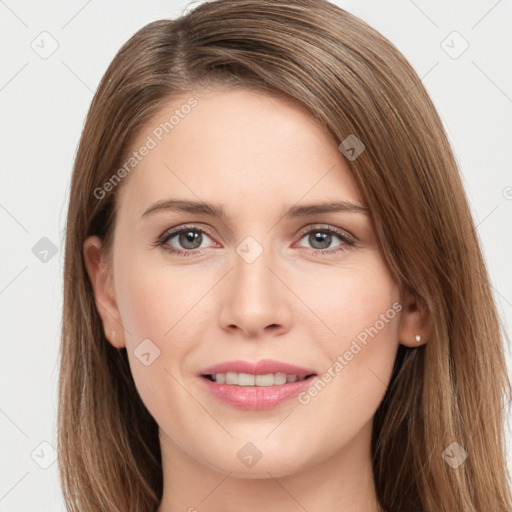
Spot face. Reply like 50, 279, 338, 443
85, 87, 412, 479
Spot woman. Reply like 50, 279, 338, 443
58, 0, 512, 511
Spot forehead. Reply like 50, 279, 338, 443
117, 88, 364, 216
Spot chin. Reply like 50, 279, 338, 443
197, 443, 313, 479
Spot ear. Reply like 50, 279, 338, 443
83, 235, 126, 348
398, 288, 432, 347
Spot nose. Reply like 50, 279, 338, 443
218, 244, 292, 339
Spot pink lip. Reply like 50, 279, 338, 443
200, 359, 316, 378
199, 359, 317, 410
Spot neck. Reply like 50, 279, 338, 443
156, 419, 385, 512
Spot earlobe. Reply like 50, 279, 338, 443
398, 289, 432, 348
83, 235, 126, 348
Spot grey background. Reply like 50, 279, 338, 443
0, 0, 511, 510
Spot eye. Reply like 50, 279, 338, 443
295, 225, 355, 255
156, 225, 217, 257
154, 224, 356, 258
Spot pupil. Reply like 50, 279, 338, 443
180, 230, 201, 249
311, 231, 331, 249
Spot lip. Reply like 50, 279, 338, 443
199, 359, 318, 410
200, 359, 316, 378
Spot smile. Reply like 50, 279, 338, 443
199, 359, 318, 410
204, 372, 314, 386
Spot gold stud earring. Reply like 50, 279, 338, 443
415, 334, 421, 343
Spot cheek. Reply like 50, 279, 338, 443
299, 257, 400, 418
113, 258, 218, 401
114, 256, 207, 346
317, 259, 400, 352
112, 262, 203, 425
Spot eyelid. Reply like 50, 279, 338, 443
156, 223, 218, 246
157, 224, 355, 245
294, 223, 357, 245
155, 222, 358, 256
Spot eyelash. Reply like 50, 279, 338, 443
154, 224, 357, 258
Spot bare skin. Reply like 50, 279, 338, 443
84, 87, 430, 512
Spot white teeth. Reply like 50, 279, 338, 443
255, 374, 274, 387
274, 372, 287, 385
225, 372, 238, 385
210, 372, 310, 386
238, 372, 255, 386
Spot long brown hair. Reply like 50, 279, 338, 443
58, 1, 512, 510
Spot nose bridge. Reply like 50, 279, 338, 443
233, 234, 276, 303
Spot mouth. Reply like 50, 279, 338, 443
199, 359, 318, 410
202, 372, 316, 386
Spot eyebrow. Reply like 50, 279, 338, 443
140, 199, 369, 220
